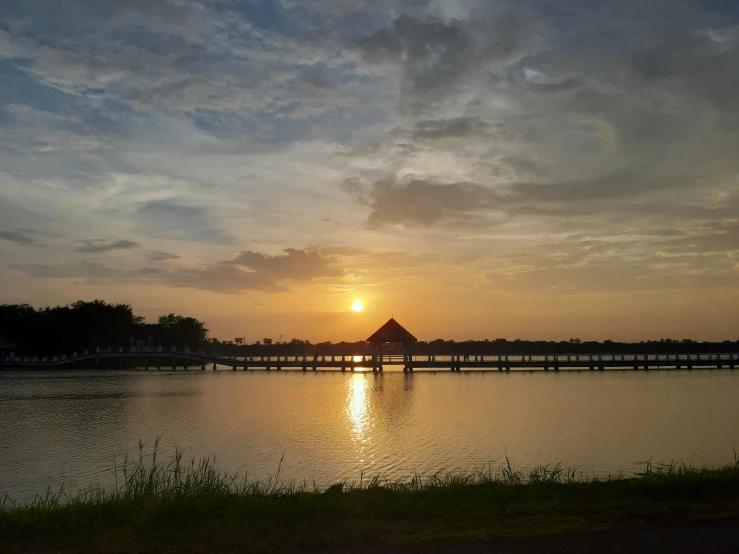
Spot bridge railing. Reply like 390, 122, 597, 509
3, 351, 739, 366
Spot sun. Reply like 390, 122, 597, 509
351, 300, 364, 313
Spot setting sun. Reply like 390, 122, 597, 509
352, 300, 364, 313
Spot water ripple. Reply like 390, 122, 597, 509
2, 370, 739, 502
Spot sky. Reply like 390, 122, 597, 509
1, 0, 739, 343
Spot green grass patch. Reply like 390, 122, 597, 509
3, 442, 739, 553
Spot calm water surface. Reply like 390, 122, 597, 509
2, 368, 739, 501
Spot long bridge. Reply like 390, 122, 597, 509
2, 348, 738, 372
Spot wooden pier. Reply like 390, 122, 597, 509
2, 350, 738, 372
6, 317, 736, 373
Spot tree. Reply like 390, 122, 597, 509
0, 300, 146, 354
263, 338, 273, 346
234, 338, 243, 345
156, 314, 209, 347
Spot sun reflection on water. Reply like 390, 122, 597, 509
346, 375, 375, 467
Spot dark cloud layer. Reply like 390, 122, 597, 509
411, 117, 493, 140
0, 229, 39, 246
147, 250, 181, 262
171, 248, 343, 293
9, 248, 344, 294
357, 12, 542, 108
344, 176, 502, 228
135, 201, 233, 244
75, 239, 139, 253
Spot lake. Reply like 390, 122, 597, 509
2, 368, 739, 502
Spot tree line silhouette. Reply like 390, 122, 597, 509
1, 299, 737, 356
0, 300, 207, 355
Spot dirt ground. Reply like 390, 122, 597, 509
336, 519, 739, 554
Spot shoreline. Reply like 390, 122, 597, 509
3, 449, 739, 553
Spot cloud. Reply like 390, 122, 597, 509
304, 77, 336, 90
0, 229, 39, 246
232, 248, 342, 279
410, 117, 493, 140
356, 11, 543, 108
485, 229, 739, 296
75, 239, 140, 253
487, 265, 738, 295
527, 78, 584, 94
654, 222, 739, 256
9, 261, 133, 282
343, 176, 502, 228
165, 248, 345, 293
629, 27, 739, 112
4, 0, 739, 330
135, 200, 233, 244
8, 247, 345, 294
147, 250, 181, 262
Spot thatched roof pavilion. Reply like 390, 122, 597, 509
367, 318, 417, 346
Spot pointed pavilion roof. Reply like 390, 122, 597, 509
367, 318, 417, 344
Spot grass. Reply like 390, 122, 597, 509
2, 441, 739, 553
